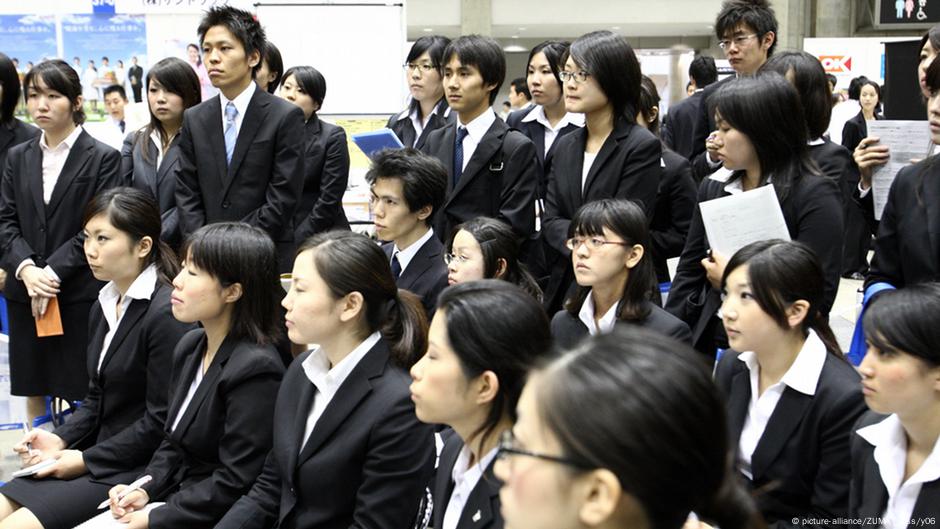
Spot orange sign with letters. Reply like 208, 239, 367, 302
818, 55, 853, 73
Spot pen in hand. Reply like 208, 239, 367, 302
98, 475, 152, 510
21, 421, 36, 458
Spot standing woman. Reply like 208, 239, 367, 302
122, 57, 201, 250
0, 59, 121, 420
715, 239, 866, 527
841, 80, 882, 154
410, 280, 551, 529
0, 53, 40, 181
541, 30, 662, 314
278, 66, 351, 244
216, 231, 434, 529
0, 188, 193, 529
388, 35, 453, 149
551, 199, 690, 349
851, 284, 940, 525
665, 74, 843, 358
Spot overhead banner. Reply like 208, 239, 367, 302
0, 15, 57, 65
61, 13, 147, 67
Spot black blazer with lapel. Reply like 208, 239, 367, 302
714, 350, 867, 529
52, 282, 194, 480
382, 237, 448, 316
293, 115, 350, 243
121, 131, 184, 248
550, 301, 691, 350
651, 149, 697, 283
386, 98, 454, 150
689, 76, 733, 160
849, 411, 940, 525
662, 91, 702, 160
420, 116, 539, 241
0, 129, 121, 304
140, 329, 284, 529
541, 117, 662, 312
506, 106, 581, 200
0, 118, 40, 180
175, 88, 305, 253
866, 158, 940, 289
841, 111, 882, 153
665, 173, 843, 350
432, 435, 503, 529
215, 337, 435, 529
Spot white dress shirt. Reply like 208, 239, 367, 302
442, 445, 499, 529
577, 290, 618, 336
392, 228, 434, 274
149, 128, 178, 169
171, 365, 204, 432
520, 105, 585, 155
299, 331, 381, 452
219, 81, 256, 138
581, 151, 598, 193
398, 102, 451, 147
96, 264, 158, 372
737, 329, 827, 480
456, 110, 497, 173
857, 414, 940, 529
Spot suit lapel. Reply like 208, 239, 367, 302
456, 460, 501, 528
582, 120, 633, 198
165, 333, 206, 431
23, 141, 45, 220
433, 439, 462, 529
750, 387, 813, 480
47, 131, 94, 216
397, 237, 441, 290
565, 129, 588, 208
286, 366, 316, 485
858, 445, 889, 519
225, 89, 268, 193
438, 126, 458, 194
447, 120, 505, 206
912, 479, 940, 518
922, 167, 940, 274
97, 298, 149, 375
155, 136, 181, 190
728, 367, 750, 442
86, 310, 108, 378
168, 333, 238, 439
203, 97, 228, 190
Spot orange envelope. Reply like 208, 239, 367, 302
35, 297, 64, 337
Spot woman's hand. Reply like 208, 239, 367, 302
13, 429, 65, 466
108, 484, 150, 521
19, 265, 59, 299
33, 449, 87, 480
701, 250, 729, 291
853, 136, 890, 189
122, 510, 151, 529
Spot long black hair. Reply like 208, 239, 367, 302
0, 53, 20, 125
863, 283, 940, 368
448, 217, 542, 301
565, 30, 641, 121
260, 40, 283, 94
526, 40, 570, 89
761, 51, 832, 140
136, 57, 201, 165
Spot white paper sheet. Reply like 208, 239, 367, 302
867, 120, 933, 220
699, 185, 791, 257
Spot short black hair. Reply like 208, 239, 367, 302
197, 5, 266, 75
864, 283, 940, 369
509, 77, 530, 99
762, 51, 832, 139
826, 73, 837, 87
527, 40, 570, 88
0, 53, 20, 124
715, 0, 778, 57
847, 75, 869, 100
407, 35, 451, 66
365, 148, 447, 227
101, 56, 109, 62
103, 84, 127, 100
442, 35, 506, 105
260, 40, 283, 94
448, 217, 542, 301
637, 75, 662, 136
282, 65, 326, 107
689, 55, 718, 87
24, 60, 86, 125
566, 30, 642, 122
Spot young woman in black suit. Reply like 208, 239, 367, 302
841, 80, 882, 154
0, 188, 192, 529
665, 74, 843, 358
216, 231, 435, 529
388, 36, 453, 149
851, 284, 940, 526
541, 30, 661, 314
0, 53, 40, 186
551, 199, 690, 349
122, 57, 201, 250
715, 239, 867, 528
410, 280, 550, 529
278, 66, 351, 243
93, 223, 285, 529
495, 326, 761, 529
0, 59, 121, 420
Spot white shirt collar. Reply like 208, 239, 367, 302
577, 291, 618, 336
808, 137, 826, 146
392, 228, 434, 273
458, 109, 496, 142
857, 414, 940, 499
220, 81, 256, 119
451, 444, 499, 485
40, 125, 83, 153
709, 168, 773, 196
737, 329, 828, 396
520, 105, 585, 131
302, 331, 381, 395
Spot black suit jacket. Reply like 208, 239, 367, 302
690, 76, 733, 160
432, 435, 503, 529
386, 98, 454, 150
420, 116, 539, 241
665, 174, 843, 349
0, 129, 121, 303
139, 329, 284, 529
175, 88, 305, 263
541, 117, 662, 311
550, 301, 691, 350
0, 118, 40, 182
714, 350, 867, 529
215, 337, 435, 529
293, 116, 350, 243
53, 282, 193, 480
122, 131, 184, 248
651, 149, 697, 283
382, 237, 448, 316
505, 106, 581, 200
662, 91, 702, 160
128, 65, 143, 87
841, 112, 883, 153
867, 159, 940, 289
849, 411, 940, 526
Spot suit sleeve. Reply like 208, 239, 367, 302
174, 111, 206, 239
664, 180, 712, 325
0, 149, 38, 274
792, 177, 843, 314
689, 88, 712, 159
841, 120, 862, 152
498, 135, 538, 238
54, 311, 101, 448
213, 450, 282, 529
866, 167, 910, 289
541, 155, 572, 256
613, 133, 661, 220
295, 126, 350, 241
120, 134, 136, 187
651, 157, 696, 261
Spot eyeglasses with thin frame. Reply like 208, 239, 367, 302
558, 70, 591, 84
403, 62, 437, 74
718, 33, 759, 50
496, 430, 590, 469
443, 252, 472, 265
564, 236, 631, 251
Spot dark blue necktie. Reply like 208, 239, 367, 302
391, 252, 402, 280
453, 126, 469, 187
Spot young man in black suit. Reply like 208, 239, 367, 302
420, 35, 539, 242
367, 148, 448, 316
127, 56, 143, 103
662, 55, 716, 161
175, 5, 304, 271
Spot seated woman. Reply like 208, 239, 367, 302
715, 239, 867, 528
495, 326, 761, 529
0, 188, 192, 529
410, 280, 551, 529
215, 231, 434, 529
445, 217, 542, 301
551, 199, 690, 349
851, 284, 940, 525
88, 223, 286, 528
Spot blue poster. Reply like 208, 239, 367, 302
61, 13, 147, 70
0, 15, 57, 66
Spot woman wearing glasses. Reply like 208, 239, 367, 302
494, 326, 761, 529
551, 199, 689, 349
541, 30, 661, 314
387, 36, 454, 149
410, 280, 550, 529
444, 217, 542, 301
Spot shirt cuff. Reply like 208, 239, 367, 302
15, 259, 35, 280
858, 182, 871, 198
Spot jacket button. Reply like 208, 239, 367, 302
222, 201, 230, 209
39, 226, 45, 233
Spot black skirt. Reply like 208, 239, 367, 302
0, 473, 112, 529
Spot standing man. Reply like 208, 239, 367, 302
176, 5, 305, 271
128, 56, 144, 103
662, 55, 717, 162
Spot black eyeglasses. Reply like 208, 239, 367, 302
496, 430, 590, 469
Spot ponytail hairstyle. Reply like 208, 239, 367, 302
564, 199, 656, 322
564, 30, 641, 122
863, 283, 940, 369
436, 280, 550, 456
447, 217, 542, 301
82, 187, 179, 285
534, 326, 762, 529
721, 239, 843, 357
297, 231, 428, 367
